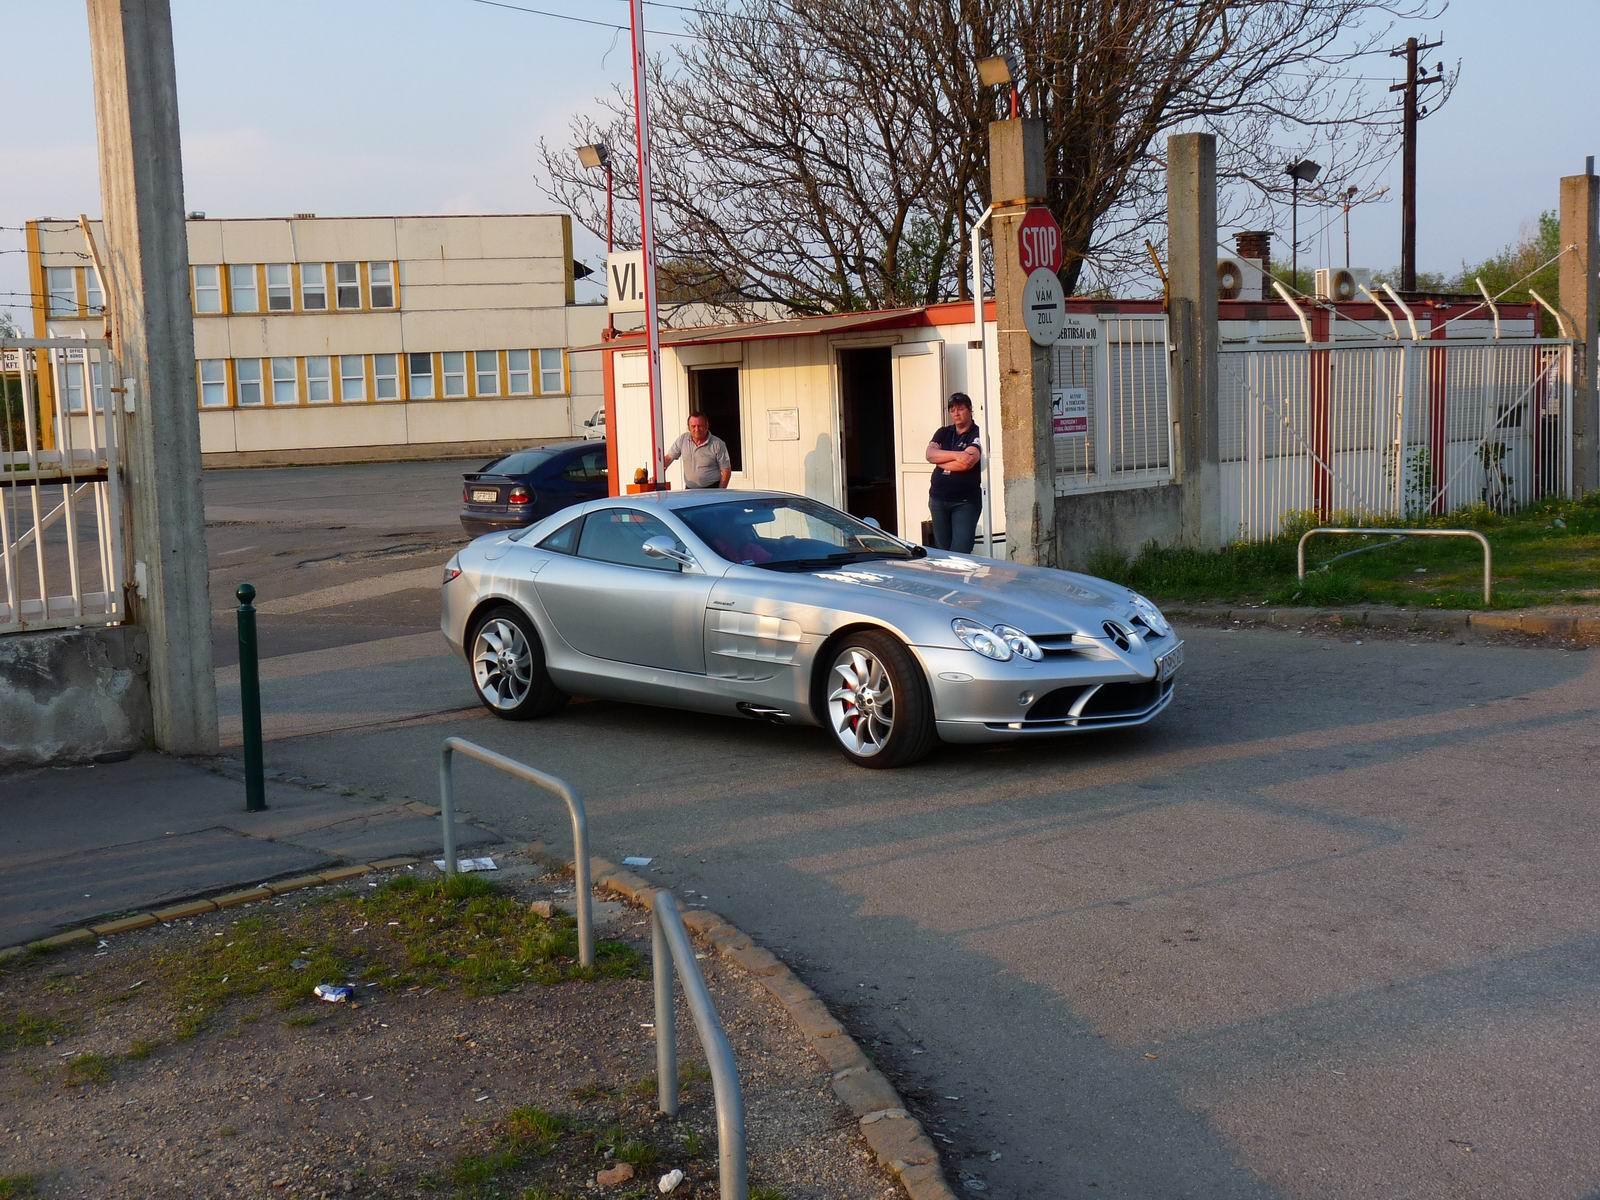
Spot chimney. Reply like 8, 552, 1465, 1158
1234, 231, 1272, 299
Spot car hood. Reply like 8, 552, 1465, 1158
806, 552, 1136, 633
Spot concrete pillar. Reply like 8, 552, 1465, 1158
1166, 133, 1222, 547
1559, 170, 1598, 493
988, 119, 1058, 566
86, 0, 217, 754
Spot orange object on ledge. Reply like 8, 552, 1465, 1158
625, 481, 671, 494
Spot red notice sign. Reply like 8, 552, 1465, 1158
1017, 207, 1063, 275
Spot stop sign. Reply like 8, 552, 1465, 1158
1017, 207, 1063, 275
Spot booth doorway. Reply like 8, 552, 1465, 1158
688, 367, 743, 471
837, 347, 896, 534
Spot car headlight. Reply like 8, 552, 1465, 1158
991, 623, 1043, 661
951, 618, 1012, 661
1129, 592, 1171, 637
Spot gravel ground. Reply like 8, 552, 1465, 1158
0, 857, 901, 1200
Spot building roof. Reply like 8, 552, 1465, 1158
578, 306, 929, 352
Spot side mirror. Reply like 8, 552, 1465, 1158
863, 517, 882, 530
642, 535, 695, 570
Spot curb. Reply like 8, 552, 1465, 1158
567, 849, 959, 1200
1165, 602, 1600, 647
0, 856, 425, 962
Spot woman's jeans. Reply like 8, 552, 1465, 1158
929, 498, 981, 553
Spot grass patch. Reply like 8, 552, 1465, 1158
1088, 494, 1600, 610
124, 1037, 159, 1061
0, 1010, 72, 1051
0, 1175, 39, 1199
130, 875, 643, 1040
63, 1052, 113, 1086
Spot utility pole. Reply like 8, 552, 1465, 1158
86, 0, 218, 754
1389, 35, 1446, 293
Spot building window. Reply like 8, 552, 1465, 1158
339, 355, 366, 402
369, 261, 395, 308
236, 358, 264, 407
442, 351, 467, 398
539, 348, 564, 395
85, 271, 103, 315
271, 357, 298, 405
373, 353, 399, 400
193, 265, 222, 314
506, 349, 532, 395
300, 263, 327, 311
266, 264, 293, 311
59, 362, 86, 413
408, 352, 434, 399
229, 264, 258, 313
198, 358, 229, 408
305, 355, 332, 404
335, 262, 361, 310
475, 350, 499, 397
46, 267, 78, 317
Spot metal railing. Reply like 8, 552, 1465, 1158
1298, 526, 1493, 605
1220, 336, 1572, 542
437, 737, 593, 967
651, 887, 748, 1200
1053, 314, 1173, 494
1, 336, 127, 634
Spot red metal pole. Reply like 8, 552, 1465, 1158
1311, 307, 1331, 519
627, 0, 665, 484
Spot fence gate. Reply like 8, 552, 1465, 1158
1219, 336, 1573, 542
1052, 315, 1173, 495
1, 337, 128, 633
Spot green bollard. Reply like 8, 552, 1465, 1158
237, 583, 267, 812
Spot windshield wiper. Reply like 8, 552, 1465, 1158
760, 549, 912, 572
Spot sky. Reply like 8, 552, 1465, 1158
0, 0, 1594, 323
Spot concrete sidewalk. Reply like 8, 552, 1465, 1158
0, 752, 499, 947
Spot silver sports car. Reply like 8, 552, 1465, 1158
441, 490, 1182, 768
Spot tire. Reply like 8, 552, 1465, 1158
817, 629, 937, 768
468, 605, 567, 720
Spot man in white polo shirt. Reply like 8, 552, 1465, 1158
663, 413, 732, 489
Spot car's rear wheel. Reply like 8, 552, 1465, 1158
821, 630, 936, 768
469, 605, 567, 720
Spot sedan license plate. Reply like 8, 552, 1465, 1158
1157, 642, 1184, 681
471, 489, 499, 503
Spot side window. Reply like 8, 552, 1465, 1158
538, 515, 584, 556
563, 447, 608, 483
576, 509, 682, 571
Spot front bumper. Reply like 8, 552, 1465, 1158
915, 640, 1180, 743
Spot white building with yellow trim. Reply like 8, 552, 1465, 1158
26, 213, 607, 465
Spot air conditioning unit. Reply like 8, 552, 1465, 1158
1315, 266, 1359, 303
1218, 256, 1263, 301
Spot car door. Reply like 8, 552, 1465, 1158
559, 444, 610, 504
534, 507, 715, 674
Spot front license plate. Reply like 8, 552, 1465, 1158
1157, 642, 1184, 681
471, 489, 499, 503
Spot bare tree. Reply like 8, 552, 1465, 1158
540, 0, 1449, 312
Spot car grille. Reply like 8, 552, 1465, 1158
1023, 678, 1173, 725
1029, 632, 1079, 657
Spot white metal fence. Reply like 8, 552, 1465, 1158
1051, 315, 1173, 493
1, 337, 127, 633
1219, 336, 1573, 542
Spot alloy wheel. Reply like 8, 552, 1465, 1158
827, 646, 896, 757
473, 617, 533, 710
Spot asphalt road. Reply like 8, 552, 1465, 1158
205, 460, 1600, 1199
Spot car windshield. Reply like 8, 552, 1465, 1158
479, 449, 554, 476
680, 496, 921, 570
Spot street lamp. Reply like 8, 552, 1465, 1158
977, 54, 1019, 119
1283, 157, 1321, 285
575, 142, 613, 256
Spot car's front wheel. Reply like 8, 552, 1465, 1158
820, 630, 937, 768
469, 605, 567, 720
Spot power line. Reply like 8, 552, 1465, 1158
462, 0, 704, 40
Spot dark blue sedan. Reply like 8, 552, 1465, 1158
459, 441, 609, 536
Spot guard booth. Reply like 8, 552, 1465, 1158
593, 304, 1008, 551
